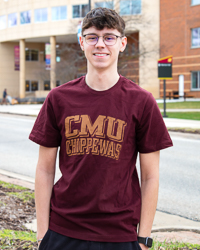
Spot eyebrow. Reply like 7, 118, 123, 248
83, 32, 119, 36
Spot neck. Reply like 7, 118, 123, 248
85, 68, 120, 91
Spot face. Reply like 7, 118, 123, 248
80, 26, 127, 71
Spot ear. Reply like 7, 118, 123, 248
120, 36, 127, 52
79, 36, 84, 51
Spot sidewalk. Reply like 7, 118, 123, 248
0, 104, 200, 129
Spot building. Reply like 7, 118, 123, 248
0, 0, 160, 100
160, 0, 200, 98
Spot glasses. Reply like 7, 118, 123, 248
83, 34, 123, 46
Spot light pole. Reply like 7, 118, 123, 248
88, 0, 91, 11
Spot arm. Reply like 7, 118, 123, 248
35, 145, 58, 243
138, 151, 160, 250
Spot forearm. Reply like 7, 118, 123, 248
35, 166, 55, 239
138, 177, 159, 237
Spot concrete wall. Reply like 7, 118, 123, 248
0, 42, 20, 98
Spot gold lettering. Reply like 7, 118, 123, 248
99, 139, 109, 156
66, 140, 71, 156
79, 115, 107, 137
70, 139, 77, 154
79, 138, 87, 154
115, 144, 122, 160
91, 138, 99, 154
86, 138, 93, 154
65, 115, 80, 139
106, 141, 115, 158
107, 117, 127, 142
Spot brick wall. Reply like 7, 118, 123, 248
160, 0, 200, 98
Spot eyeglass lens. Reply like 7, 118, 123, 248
85, 35, 117, 45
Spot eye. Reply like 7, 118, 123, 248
104, 35, 116, 41
87, 35, 97, 41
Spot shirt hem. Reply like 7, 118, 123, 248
49, 222, 138, 243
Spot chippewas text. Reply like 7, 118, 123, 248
65, 115, 127, 160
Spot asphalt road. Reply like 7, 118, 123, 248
0, 114, 200, 221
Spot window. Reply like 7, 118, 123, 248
43, 80, 60, 90
72, 4, 89, 18
35, 8, 48, 22
0, 15, 6, 30
94, 1, 113, 8
56, 49, 61, 62
52, 6, 67, 20
191, 0, 200, 5
25, 49, 39, 61
20, 10, 31, 24
191, 71, 200, 90
8, 13, 17, 27
44, 81, 50, 90
124, 43, 137, 56
191, 27, 200, 48
26, 80, 39, 92
120, 0, 141, 15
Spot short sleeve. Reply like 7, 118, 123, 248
136, 93, 173, 153
29, 92, 61, 147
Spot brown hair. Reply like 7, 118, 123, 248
82, 7, 125, 36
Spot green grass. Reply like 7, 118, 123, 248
7, 191, 35, 202
161, 112, 200, 120
157, 101, 200, 109
0, 180, 34, 202
0, 229, 36, 242
0, 180, 27, 190
152, 240, 200, 249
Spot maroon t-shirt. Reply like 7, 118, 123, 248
29, 76, 173, 242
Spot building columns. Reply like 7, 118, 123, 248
19, 39, 25, 98
50, 36, 56, 89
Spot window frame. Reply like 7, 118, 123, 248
119, 0, 142, 16
20, 10, 31, 25
34, 8, 48, 23
0, 15, 7, 30
72, 4, 89, 18
51, 6, 67, 21
8, 13, 17, 27
25, 49, 39, 61
25, 80, 39, 92
44, 80, 51, 90
191, 71, 200, 90
191, 0, 200, 6
191, 27, 200, 48
43, 80, 60, 90
94, 1, 114, 9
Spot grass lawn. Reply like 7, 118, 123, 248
157, 101, 200, 109
161, 112, 200, 120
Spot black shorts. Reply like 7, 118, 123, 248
39, 229, 142, 250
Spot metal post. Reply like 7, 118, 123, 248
163, 79, 168, 118
88, 0, 91, 11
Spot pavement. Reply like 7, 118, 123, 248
0, 103, 200, 244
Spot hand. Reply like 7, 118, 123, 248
37, 238, 43, 249
37, 241, 41, 250
139, 243, 149, 250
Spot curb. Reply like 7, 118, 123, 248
0, 111, 37, 117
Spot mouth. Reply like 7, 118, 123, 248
93, 53, 109, 57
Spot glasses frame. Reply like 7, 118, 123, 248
83, 34, 123, 46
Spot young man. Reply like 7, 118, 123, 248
29, 7, 173, 250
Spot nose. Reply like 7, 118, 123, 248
95, 37, 105, 48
